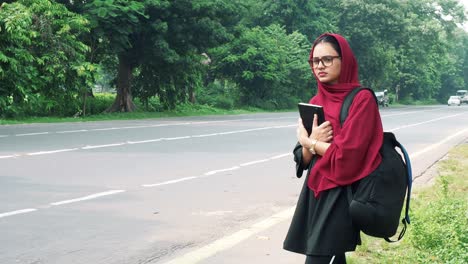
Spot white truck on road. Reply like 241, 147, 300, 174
456, 90, 468, 104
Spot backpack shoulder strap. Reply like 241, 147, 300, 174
340, 87, 378, 126
384, 134, 413, 242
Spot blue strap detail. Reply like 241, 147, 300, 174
396, 141, 412, 224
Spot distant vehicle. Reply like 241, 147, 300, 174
374, 89, 389, 107
456, 90, 468, 104
447, 96, 461, 106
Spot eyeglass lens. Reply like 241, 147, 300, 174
311, 56, 339, 67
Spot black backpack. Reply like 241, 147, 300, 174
341, 87, 412, 242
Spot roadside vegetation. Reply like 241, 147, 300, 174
349, 143, 468, 264
0, 92, 272, 125
1, 0, 466, 120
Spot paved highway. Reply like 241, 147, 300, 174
1, 105, 467, 264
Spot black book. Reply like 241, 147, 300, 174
298, 103, 325, 135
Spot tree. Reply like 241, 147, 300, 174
0, 0, 93, 117
74, 0, 239, 112
325, 0, 467, 102
83, 0, 151, 112
240, 0, 336, 42
133, 0, 239, 110
212, 24, 311, 109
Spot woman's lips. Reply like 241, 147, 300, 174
318, 72, 327, 77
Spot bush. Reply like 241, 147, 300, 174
85, 93, 115, 115
137, 96, 164, 112
1, 93, 82, 118
197, 79, 238, 110
409, 176, 468, 263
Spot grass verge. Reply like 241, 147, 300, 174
348, 143, 468, 264
0, 104, 269, 125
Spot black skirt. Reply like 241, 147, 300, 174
283, 143, 360, 256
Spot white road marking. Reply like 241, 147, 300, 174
191, 117, 292, 125
127, 139, 162, 144
92, 127, 119, 131
270, 153, 291, 159
274, 125, 296, 128
191, 133, 219, 138
2, 112, 458, 159
149, 122, 190, 127
142, 153, 291, 187
2, 117, 296, 139
0, 208, 37, 218
0, 155, 15, 159
204, 166, 240, 176
163, 136, 191, 141
56, 130, 88, 134
142, 154, 291, 187
0, 108, 450, 138
409, 128, 468, 159
81, 143, 125, 149
163, 207, 295, 264
380, 108, 441, 118
15, 132, 49, 136
0, 125, 295, 158
389, 114, 463, 132
50, 190, 126, 206
0, 151, 291, 218
26, 148, 78, 156
119, 126, 147, 129
240, 159, 270, 167
142, 177, 198, 187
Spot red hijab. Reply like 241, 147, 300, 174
307, 33, 383, 197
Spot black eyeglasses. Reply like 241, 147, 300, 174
309, 56, 341, 68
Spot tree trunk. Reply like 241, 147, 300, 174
189, 84, 196, 103
395, 84, 400, 102
105, 54, 136, 112
82, 92, 87, 116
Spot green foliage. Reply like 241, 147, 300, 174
0, 0, 95, 117
212, 24, 311, 109
85, 93, 116, 114
85, 0, 148, 54
326, 0, 466, 103
197, 79, 239, 109
136, 0, 239, 110
242, 0, 336, 40
409, 176, 468, 263
1, 0, 467, 117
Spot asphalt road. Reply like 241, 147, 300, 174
1, 105, 467, 264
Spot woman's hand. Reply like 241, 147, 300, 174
310, 114, 333, 143
297, 115, 333, 148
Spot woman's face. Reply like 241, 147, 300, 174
311, 42, 341, 84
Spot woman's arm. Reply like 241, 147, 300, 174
297, 114, 333, 165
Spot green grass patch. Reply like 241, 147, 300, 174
349, 144, 468, 263
0, 103, 267, 125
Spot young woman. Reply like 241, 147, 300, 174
283, 33, 383, 264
